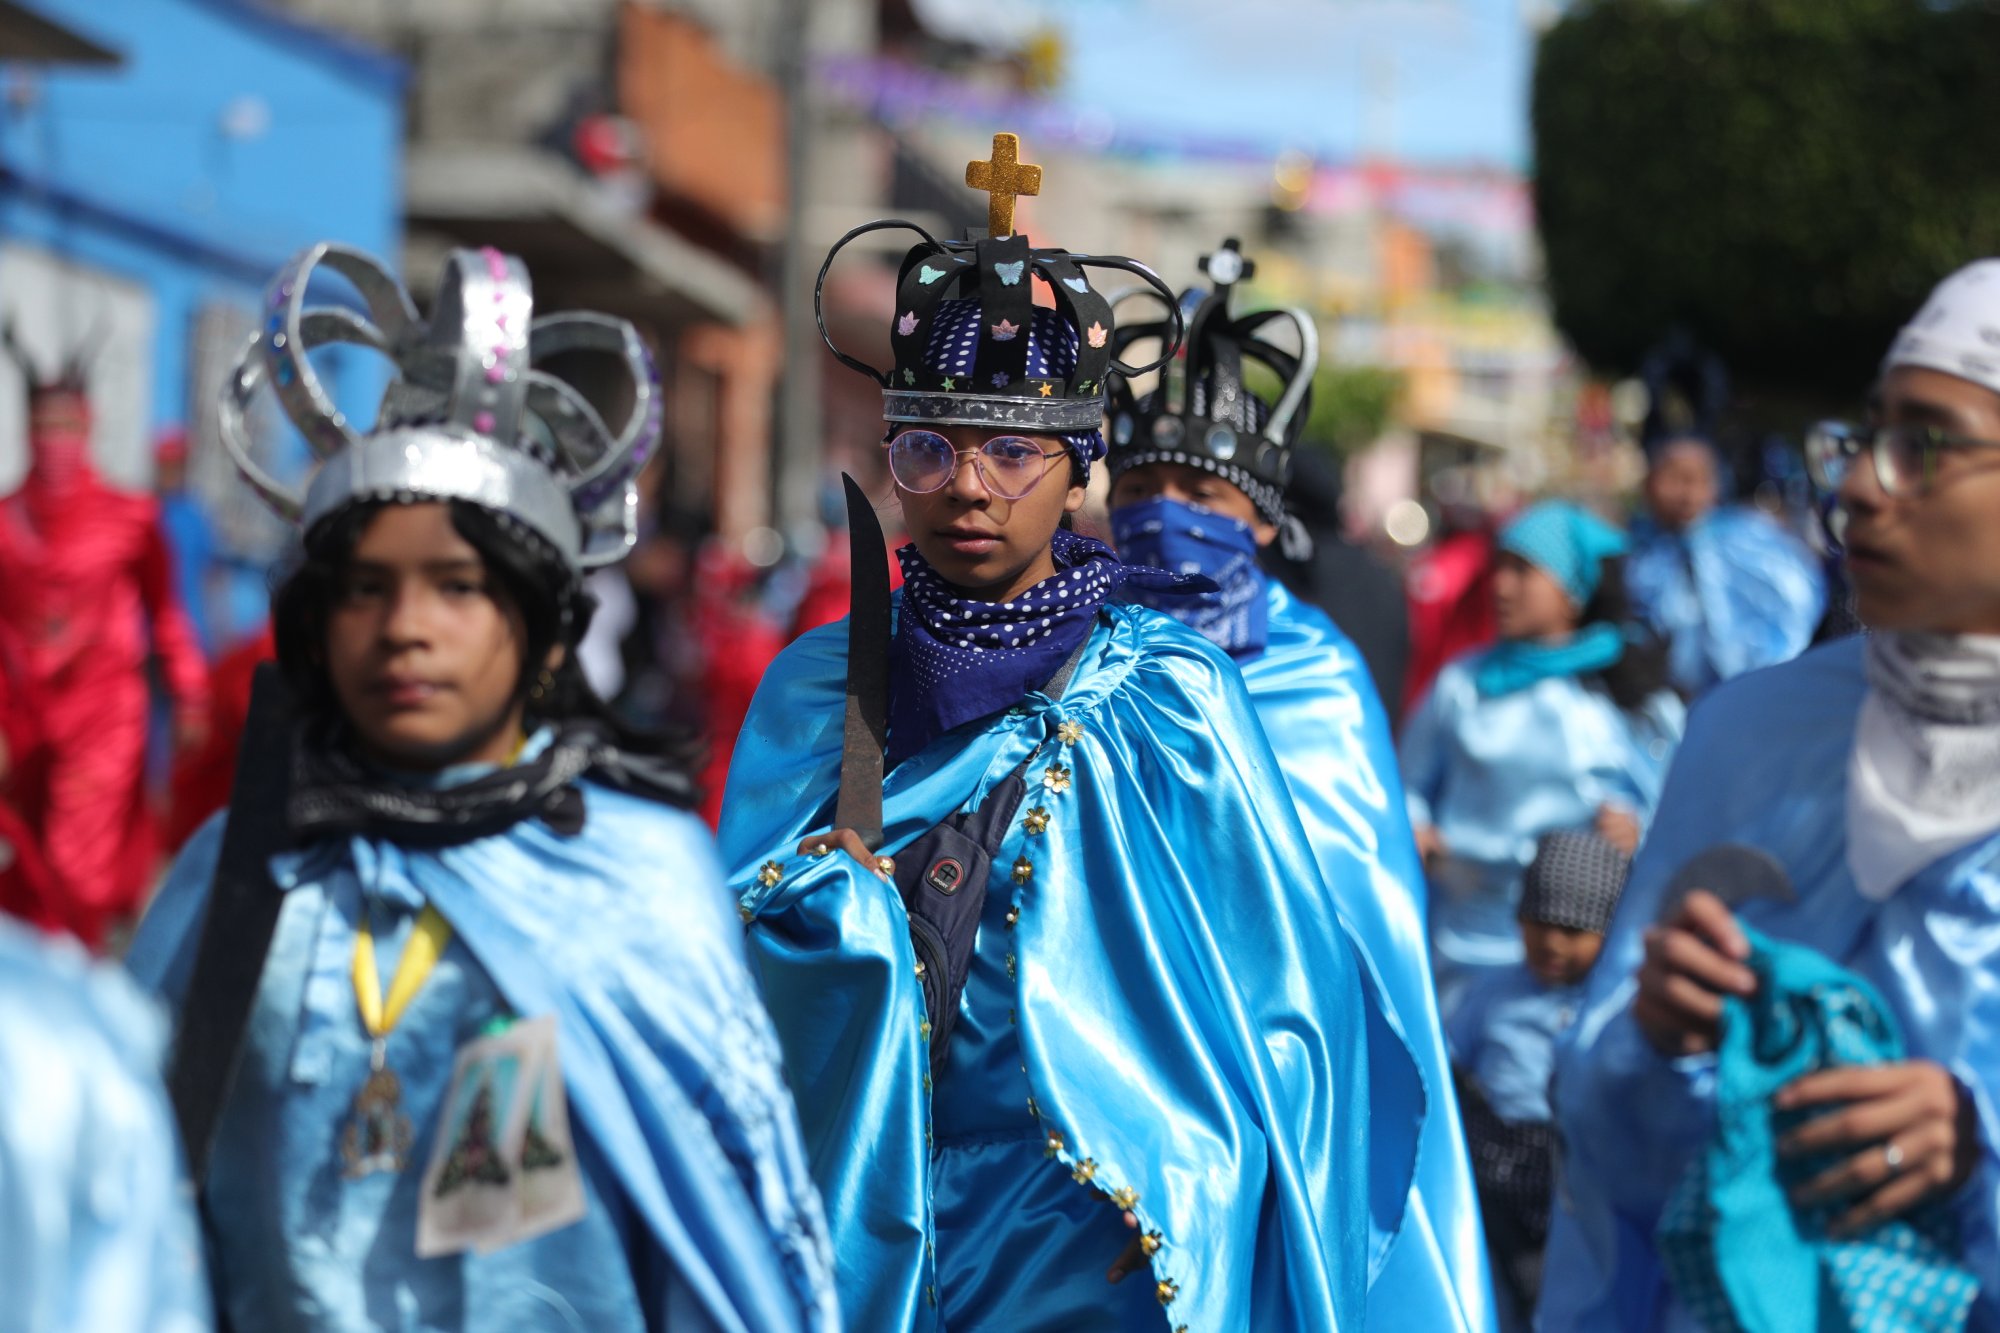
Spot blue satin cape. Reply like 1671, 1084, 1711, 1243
1626, 508, 1827, 698
1540, 639, 2000, 1332
1399, 655, 1684, 1014
720, 600, 1412, 1332
1246, 581, 1498, 1333
0, 917, 212, 1333
127, 778, 839, 1333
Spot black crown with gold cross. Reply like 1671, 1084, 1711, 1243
814, 132, 1185, 435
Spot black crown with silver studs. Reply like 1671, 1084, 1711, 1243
1106, 239, 1318, 516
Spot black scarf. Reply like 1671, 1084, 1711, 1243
287, 721, 694, 850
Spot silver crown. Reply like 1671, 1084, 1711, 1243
219, 243, 661, 572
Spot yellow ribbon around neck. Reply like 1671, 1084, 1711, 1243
349, 736, 526, 1039
352, 905, 453, 1041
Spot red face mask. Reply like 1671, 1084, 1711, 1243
30, 430, 91, 489
27, 393, 93, 491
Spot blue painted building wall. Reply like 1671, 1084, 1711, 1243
0, 0, 402, 448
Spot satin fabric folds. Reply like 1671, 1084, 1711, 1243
1626, 509, 1826, 698
720, 601, 1415, 1332
0, 917, 211, 1333
1540, 639, 2000, 1332
128, 782, 838, 1333
1250, 581, 1497, 1333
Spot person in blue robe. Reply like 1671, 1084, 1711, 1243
1627, 432, 1827, 698
0, 914, 212, 1333
1100, 240, 1496, 1333
1541, 261, 2000, 1332
1399, 500, 1684, 1016
125, 244, 836, 1333
1445, 829, 1628, 1328
722, 144, 1416, 1332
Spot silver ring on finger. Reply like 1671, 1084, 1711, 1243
1882, 1140, 1906, 1175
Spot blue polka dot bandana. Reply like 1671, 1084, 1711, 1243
887, 528, 1202, 766
904, 298, 1104, 477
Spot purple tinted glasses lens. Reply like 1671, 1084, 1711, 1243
885, 431, 1057, 499
887, 431, 958, 493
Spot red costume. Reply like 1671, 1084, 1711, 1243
789, 527, 903, 640
1403, 525, 1498, 717
0, 620, 56, 930
0, 390, 207, 943
691, 548, 784, 830
163, 625, 274, 855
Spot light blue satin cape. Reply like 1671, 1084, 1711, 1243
1247, 581, 1497, 1333
1539, 639, 2000, 1332
127, 774, 839, 1333
0, 917, 212, 1333
1399, 655, 1684, 1012
1626, 508, 1827, 698
720, 600, 1414, 1332
1445, 966, 1581, 1126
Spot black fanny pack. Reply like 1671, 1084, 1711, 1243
892, 760, 1029, 1072
888, 634, 1085, 1073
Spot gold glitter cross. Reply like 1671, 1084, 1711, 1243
965, 132, 1043, 238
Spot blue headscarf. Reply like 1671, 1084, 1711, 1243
1476, 500, 1632, 697
908, 298, 1104, 478
1499, 500, 1629, 606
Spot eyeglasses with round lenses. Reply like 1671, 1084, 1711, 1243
1806, 420, 2000, 499
886, 430, 1067, 500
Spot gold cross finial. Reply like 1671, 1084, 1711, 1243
965, 132, 1043, 239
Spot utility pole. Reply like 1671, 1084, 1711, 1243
771, 0, 823, 547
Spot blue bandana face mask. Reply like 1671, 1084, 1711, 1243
1110, 496, 1269, 658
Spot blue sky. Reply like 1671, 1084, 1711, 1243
915, 0, 1541, 170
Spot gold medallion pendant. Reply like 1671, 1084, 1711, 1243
342, 1041, 414, 1178
344, 904, 454, 1177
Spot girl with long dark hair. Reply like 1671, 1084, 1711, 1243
125, 245, 834, 1332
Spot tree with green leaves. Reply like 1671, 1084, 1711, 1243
1533, 0, 2000, 402
1303, 364, 1405, 456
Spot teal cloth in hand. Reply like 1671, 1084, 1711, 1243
1657, 927, 1980, 1332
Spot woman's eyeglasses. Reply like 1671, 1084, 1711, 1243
1805, 420, 2000, 499
886, 430, 1067, 500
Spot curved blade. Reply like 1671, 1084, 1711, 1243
836, 474, 889, 847
1657, 842, 1797, 922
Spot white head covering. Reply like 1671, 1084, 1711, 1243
1882, 258, 2000, 397
1846, 262, 2000, 898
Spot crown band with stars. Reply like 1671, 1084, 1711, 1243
814, 132, 1184, 436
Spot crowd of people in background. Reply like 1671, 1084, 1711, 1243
0, 132, 1992, 1333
